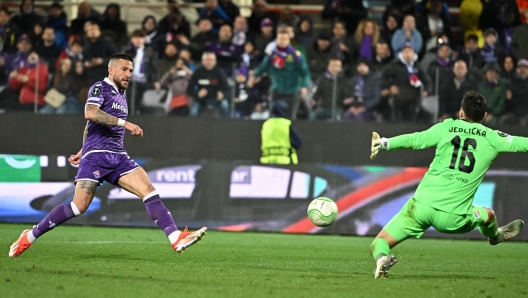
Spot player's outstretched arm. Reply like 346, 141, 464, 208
493, 130, 528, 153
85, 104, 143, 137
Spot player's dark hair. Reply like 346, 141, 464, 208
461, 91, 487, 122
110, 53, 133, 63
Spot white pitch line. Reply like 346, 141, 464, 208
39, 241, 168, 244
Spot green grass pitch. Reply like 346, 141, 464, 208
1, 224, 527, 298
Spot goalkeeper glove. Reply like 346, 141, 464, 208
370, 132, 389, 160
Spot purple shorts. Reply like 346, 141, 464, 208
75, 151, 140, 185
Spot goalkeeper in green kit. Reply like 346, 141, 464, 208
369, 91, 524, 279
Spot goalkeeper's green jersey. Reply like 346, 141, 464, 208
388, 118, 528, 215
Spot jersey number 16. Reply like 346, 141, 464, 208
449, 136, 476, 174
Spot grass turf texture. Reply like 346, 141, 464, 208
1, 224, 528, 298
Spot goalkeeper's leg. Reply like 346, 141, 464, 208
477, 207, 524, 245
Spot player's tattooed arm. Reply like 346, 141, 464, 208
78, 180, 97, 196
85, 104, 119, 126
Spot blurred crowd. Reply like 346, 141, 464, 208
1, 0, 528, 125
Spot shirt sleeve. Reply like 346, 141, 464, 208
492, 130, 528, 153
86, 84, 105, 107
388, 121, 446, 150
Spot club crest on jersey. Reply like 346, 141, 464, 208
91, 88, 101, 95
93, 170, 100, 178
474, 210, 480, 218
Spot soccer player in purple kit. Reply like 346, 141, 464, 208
9, 54, 207, 257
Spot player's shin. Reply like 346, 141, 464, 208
478, 219, 499, 238
143, 191, 180, 242
370, 238, 390, 261
29, 202, 81, 242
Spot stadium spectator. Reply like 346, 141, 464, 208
190, 18, 217, 62
478, 62, 508, 126
310, 58, 349, 120
383, 0, 415, 23
353, 19, 380, 62
232, 16, 253, 47
296, 15, 316, 50
416, 0, 451, 21
123, 29, 159, 114
380, 13, 399, 56
200, 0, 232, 33
260, 100, 302, 165
248, 0, 273, 35
219, 0, 240, 23
8, 50, 48, 111
0, 7, 20, 54
416, 0, 453, 55
501, 9, 518, 56
82, 22, 117, 86
158, 57, 193, 116
205, 24, 242, 77
276, 7, 299, 28
251, 28, 311, 119
36, 26, 61, 74
45, 2, 67, 49
371, 40, 393, 74
499, 59, 528, 125
255, 18, 274, 55
159, 1, 191, 40
29, 22, 44, 49
40, 58, 84, 114
186, 52, 230, 117
501, 55, 517, 80
306, 32, 335, 83
438, 60, 477, 121
381, 42, 431, 122
141, 16, 165, 58
100, 3, 128, 49
56, 36, 83, 70
250, 102, 269, 119
241, 40, 260, 69
178, 49, 196, 72
321, 0, 368, 35
159, 42, 181, 75
481, 28, 504, 64
331, 21, 354, 67
10, 0, 45, 35
427, 42, 454, 95
479, 0, 521, 35
69, 2, 100, 37
510, 21, 528, 60
391, 15, 423, 55
459, 34, 484, 75
233, 66, 252, 117
344, 58, 381, 122
4, 34, 31, 74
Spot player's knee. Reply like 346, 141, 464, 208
485, 208, 496, 223
70, 201, 85, 216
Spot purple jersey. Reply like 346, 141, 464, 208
82, 78, 128, 156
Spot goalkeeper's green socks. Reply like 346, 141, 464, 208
479, 218, 499, 239
370, 238, 390, 261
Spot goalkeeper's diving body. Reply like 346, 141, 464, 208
369, 91, 524, 279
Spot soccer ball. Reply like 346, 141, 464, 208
307, 197, 338, 227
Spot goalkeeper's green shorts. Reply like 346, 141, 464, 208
383, 197, 489, 242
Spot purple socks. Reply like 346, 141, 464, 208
143, 193, 178, 237
32, 202, 80, 238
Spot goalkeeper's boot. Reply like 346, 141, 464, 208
374, 255, 397, 279
172, 226, 207, 253
489, 219, 524, 245
9, 229, 32, 257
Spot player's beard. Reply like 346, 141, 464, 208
113, 75, 129, 90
